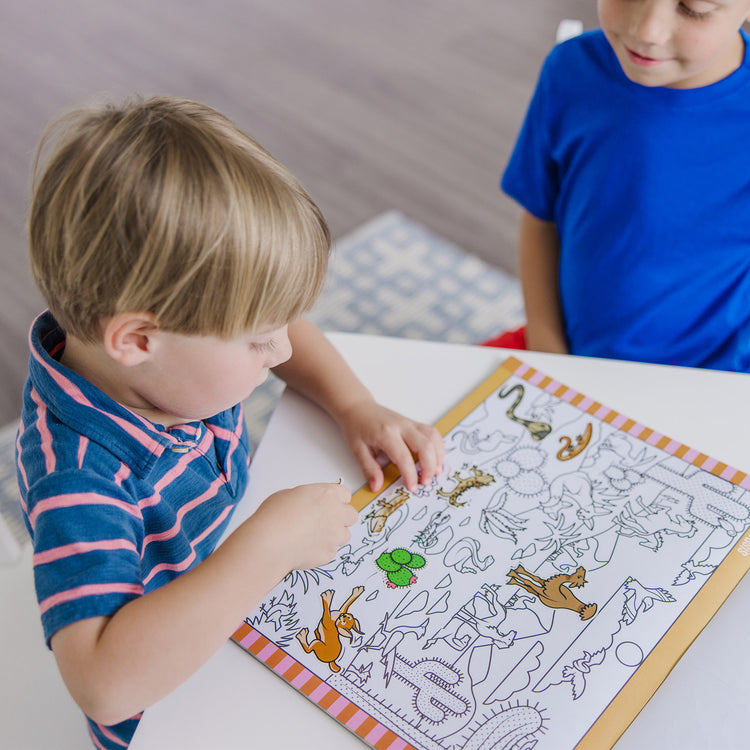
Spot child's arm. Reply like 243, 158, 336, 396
518, 210, 568, 354
50, 481, 357, 726
273, 317, 445, 493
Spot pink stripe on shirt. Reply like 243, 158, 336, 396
206, 416, 244, 482
113, 463, 131, 487
142, 504, 233, 585
77, 435, 89, 469
139, 429, 215, 509
141, 476, 223, 548
39, 582, 143, 615
15, 421, 29, 502
88, 725, 108, 750
28, 492, 143, 531
206, 422, 238, 443
30, 387, 56, 473
30, 339, 165, 456
34, 538, 138, 566
94, 723, 129, 747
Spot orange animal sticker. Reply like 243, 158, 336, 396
557, 423, 593, 461
508, 564, 597, 620
296, 587, 364, 672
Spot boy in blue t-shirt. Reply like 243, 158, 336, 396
493, 0, 750, 371
16, 96, 444, 748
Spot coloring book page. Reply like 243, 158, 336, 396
232, 357, 750, 750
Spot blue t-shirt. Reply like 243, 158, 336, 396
502, 29, 750, 371
16, 311, 251, 749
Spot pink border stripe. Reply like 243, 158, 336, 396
528, 371, 545, 386
274, 654, 296, 675
560, 389, 576, 403
257, 642, 278, 661
627, 422, 645, 436
577, 396, 594, 410
385, 739, 409, 750
645, 431, 663, 446
239, 629, 261, 649
701, 457, 718, 472
329, 695, 349, 716
720, 466, 738, 480
309, 682, 331, 702
594, 405, 610, 419
664, 439, 681, 454
345, 709, 368, 730
611, 413, 628, 428
683, 447, 700, 463
740, 476, 750, 490
291, 667, 314, 689
514, 362, 531, 377
365, 723, 389, 745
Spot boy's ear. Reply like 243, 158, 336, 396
102, 312, 160, 367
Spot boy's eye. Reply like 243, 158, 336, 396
678, 2, 713, 20
251, 339, 277, 353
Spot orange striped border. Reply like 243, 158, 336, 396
231, 622, 417, 750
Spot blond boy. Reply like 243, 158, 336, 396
16, 96, 444, 748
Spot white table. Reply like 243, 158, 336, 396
131, 334, 750, 749
6, 334, 750, 749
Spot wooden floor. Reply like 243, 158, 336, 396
0, 0, 598, 425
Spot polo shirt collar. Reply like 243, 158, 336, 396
28, 311, 193, 478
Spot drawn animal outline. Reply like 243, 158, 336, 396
413, 507, 454, 552
497, 383, 552, 441
613, 496, 696, 551
296, 586, 364, 672
451, 428, 513, 455
425, 584, 550, 653
365, 487, 410, 533
436, 465, 495, 506
508, 564, 597, 620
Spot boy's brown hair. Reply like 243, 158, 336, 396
28, 95, 330, 341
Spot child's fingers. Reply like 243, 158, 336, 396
408, 425, 444, 485
394, 424, 444, 488
340, 493, 359, 527
351, 443, 386, 493
379, 436, 421, 493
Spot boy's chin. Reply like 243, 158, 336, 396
245, 370, 269, 398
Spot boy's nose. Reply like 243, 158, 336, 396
630, 0, 672, 47
269, 326, 292, 367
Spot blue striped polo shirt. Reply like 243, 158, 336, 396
16, 311, 250, 748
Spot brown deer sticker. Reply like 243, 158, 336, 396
507, 564, 597, 621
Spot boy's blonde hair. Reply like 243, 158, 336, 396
28, 95, 331, 341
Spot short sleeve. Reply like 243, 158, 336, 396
501, 51, 560, 222
26, 470, 144, 645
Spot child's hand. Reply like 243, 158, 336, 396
251, 483, 358, 571
272, 319, 444, 493
335, 400, 445, 493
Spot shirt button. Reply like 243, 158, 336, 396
170, 445, 190, 453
